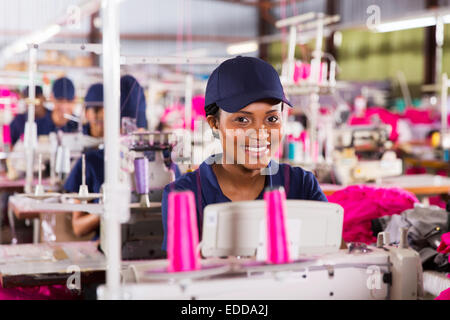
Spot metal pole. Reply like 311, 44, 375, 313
287, 25, 297, 83
441, 73, 448, 137
102, 0, 122, 300
185, 75, 193, 130
25, 46, 37, 194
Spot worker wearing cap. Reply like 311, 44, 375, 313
161, 56, 328, 250
120, 74, 181, 176
63, 83, 105, 238
9, 85, 47, 145
64, 79, 180, 238
10, 78, 80, 147
50, 77, 78, 132
120, 74, 148, 129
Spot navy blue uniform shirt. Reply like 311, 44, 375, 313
64, 148, 105, 196
161, 154, 327, 250
10, 110, 79, 145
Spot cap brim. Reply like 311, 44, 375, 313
215, 89, 292, 113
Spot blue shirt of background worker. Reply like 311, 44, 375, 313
9, 78, 79, 145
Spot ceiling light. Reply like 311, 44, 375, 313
226, 41, 258, 55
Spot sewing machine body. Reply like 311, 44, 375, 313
333, 149, 402, 185
105, 244, 420, 300
97, 199, 422, 300
100, 132, 177, 260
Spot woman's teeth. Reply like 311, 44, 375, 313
244, 145, 270, 156
246, 146, 266, 152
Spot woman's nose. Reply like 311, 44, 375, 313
247, 128, 269, 141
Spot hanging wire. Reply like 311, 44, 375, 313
290, 0, 298, 16
186, 0, 192, 74
176, 0, 185, 74
280, 0, 287, 63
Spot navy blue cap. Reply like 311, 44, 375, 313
120, 75, 148, 128
84, 83, 103, 108
52, 77, 75, 100
22, 85, 43, 98
205, 56, 292, 112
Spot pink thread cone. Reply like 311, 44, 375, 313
167, 190, 201, 272
2, 124, 11, 146
264, 187, 291, 264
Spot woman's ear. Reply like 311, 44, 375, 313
206, 115, 218, 130
206, 115, 220, 139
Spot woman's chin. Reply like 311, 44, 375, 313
242, 155, 271, 170
242, 163, 269, 171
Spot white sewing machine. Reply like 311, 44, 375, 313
119, 131, 177, 203
98, 200, 422, 300
6, 131, 103, 180
333, 149, 403, 185
99, 131, 177, 260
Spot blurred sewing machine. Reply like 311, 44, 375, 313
103, 200, 422, 300
332, 123, 402, 185
100, 131, 177, 260
333, 149, 403, 185
334, 123, 393, 155
5, 131, 102, 182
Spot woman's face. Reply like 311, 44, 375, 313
86, 107, 104, 138
52, 97, 74, 127
208, 100, 283, 170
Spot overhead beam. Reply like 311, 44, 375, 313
0, 31, 252, 43
214, 0, 307, 8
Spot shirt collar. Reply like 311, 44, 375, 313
198, 154, 284, 202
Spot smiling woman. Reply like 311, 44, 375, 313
161, 56, 328, 250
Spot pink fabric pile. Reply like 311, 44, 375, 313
403, 107, 435, 124
0, 285, 80, 300
327, 185, 419, 244
160, 95, 206, 131
435, 232, 450, 300
348, 107, 400, 141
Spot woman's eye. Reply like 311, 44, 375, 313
267, 116, 279, 123
235, 117, 249, 123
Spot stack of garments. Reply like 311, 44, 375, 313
327, 185, 418, 244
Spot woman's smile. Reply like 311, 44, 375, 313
242, 141, 271, 158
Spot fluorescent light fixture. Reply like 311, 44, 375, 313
226, 41, 258, 55
1, 24, 61, 60
375, 16, 436, 32
443, 14, 450, 24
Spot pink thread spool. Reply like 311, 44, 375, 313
264, 186, 291, 264
167, 190, 201, 272
2, 124, 11, 146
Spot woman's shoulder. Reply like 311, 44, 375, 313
278, 162, 315, 180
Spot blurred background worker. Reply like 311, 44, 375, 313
9, 85, 46, 145
48, 76, 78, 133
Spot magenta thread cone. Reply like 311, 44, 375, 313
167, 190, 201, 272
2, 124, 11, 145
264, 186, 291, 264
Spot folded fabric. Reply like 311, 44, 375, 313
327, 185, 418, 244
435, 287, 450, 300
437, 232, 450, 255
0, 285, 79, 300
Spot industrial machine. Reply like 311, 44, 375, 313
6, 131, 102, 182
332, 122, 402, 185
334, 123, 393, 155
100, 200, 423, 300
333, 149, 403, 185
100, 131, 177, 260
